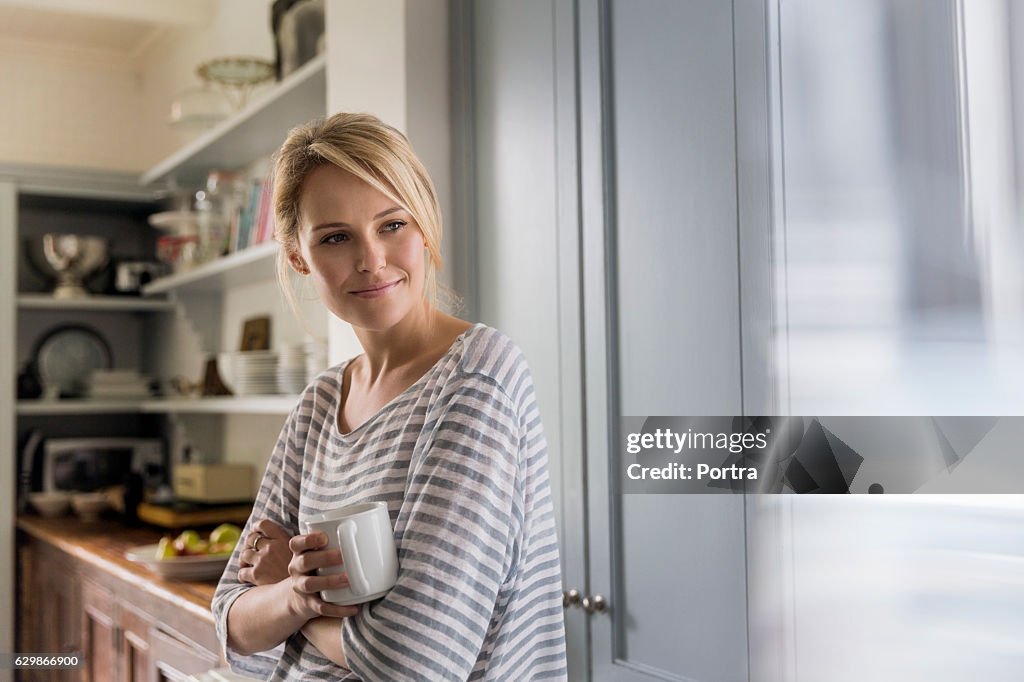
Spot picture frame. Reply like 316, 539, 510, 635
239, 316, 271, 351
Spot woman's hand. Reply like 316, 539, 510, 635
238, 519, 292, 586
284, 532, 361, 620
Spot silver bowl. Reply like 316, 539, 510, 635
39, 234, 109, 299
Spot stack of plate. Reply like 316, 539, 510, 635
277, 344, 307, 394
231, 351, 279, 396
86, 369, 152, 400
305, 339, 328, 383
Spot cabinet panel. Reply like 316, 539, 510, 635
120, 605, 154, 682
148, 629, 219, 682
16, 539, 82, 682
80, 581, 118, 682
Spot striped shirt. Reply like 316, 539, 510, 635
212, 323, 568, 681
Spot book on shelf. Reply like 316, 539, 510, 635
231, 179, 264, 253
253, 179, 274, 245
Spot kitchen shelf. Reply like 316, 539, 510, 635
17, 395, 299, 416
140, 54, 327, 188
17, 400, 144, 415
141, 241, 279, 296
17, 294, 175, 312
143, 396, 300, 415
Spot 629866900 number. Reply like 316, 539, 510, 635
3, 654, 83, 669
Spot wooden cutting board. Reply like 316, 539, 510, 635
137, 501, 253, 529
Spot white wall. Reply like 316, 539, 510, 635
0, 0, 275, 173
323, 0, 452, 364
0, 39, 148, 171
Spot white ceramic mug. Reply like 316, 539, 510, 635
301, 501, 398, 605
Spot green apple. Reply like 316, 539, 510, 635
156, 536, 177, 560
173, 529, 202, 555
209, 542, 234, 556
209, 523, 242, 546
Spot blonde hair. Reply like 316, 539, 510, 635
272, 112, 446, 316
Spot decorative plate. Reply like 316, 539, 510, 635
33, 324, 113, 396
124, 544, 231, 581
197, 57, 275, 87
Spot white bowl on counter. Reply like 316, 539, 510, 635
71, 492, 108, 521
29, 492, 71, 518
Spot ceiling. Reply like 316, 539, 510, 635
0, 0, 208, 58
0, 5, 159, 55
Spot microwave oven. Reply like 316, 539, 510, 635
27, 437, 164, 493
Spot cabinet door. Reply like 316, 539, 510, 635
42, 561, 81, 682
80, 581, 118, 682
148, 629, 219, 682
578, 0, 751, 680
18, 540, 82, 682
119, 605, 154, 682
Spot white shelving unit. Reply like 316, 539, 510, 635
141, 54, 327, 188
17, 294, 175, 312
141, 241, 279, 296
16, 395, 299, 416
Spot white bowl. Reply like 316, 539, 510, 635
71, 492, 108, 521
29, 492, 70, 517
216, 352, 236, 392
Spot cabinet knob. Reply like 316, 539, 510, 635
562, 589, 582, 609
582, 594, 608, 614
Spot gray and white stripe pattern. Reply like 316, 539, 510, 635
212, 323, 568, 680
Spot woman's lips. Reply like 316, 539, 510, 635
351, 280, 401, 298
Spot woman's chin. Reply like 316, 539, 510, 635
330, 307, 412, 334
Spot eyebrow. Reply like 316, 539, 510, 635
310, 206, 405, 232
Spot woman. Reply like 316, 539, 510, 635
211, 112, 568, 681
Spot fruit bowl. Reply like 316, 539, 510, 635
125, 544, 231, 581
124, 524, 241, 581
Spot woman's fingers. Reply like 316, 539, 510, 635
253, 518, 289, 540
293, 548, 343, 575
289, 532, 328, 554
238, 548, 257, 566
314, 601, 361, 619
292, 592, 360, 619
245, 531, 266, 552
293, 572, 349, 596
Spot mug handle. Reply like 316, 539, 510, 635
337, 520, 370, 596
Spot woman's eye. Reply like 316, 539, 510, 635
383, 220, 406, 233
321, 233, 348, 244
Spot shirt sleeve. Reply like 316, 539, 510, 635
210, 402, 305, 678
341, 377, 524, 681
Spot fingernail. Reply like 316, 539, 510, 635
316, 533, 327, 545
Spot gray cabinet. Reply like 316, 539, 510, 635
462, 1, 769, 680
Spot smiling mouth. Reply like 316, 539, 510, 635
351, 280, 401, 295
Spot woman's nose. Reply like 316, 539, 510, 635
357, 239, 386, 272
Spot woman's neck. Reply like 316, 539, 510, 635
351, 303, 444, 381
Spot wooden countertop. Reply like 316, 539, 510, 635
17, 515, 218, 625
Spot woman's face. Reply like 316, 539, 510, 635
292, 164, 426, 332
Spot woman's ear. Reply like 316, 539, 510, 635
288, 251, 310, 275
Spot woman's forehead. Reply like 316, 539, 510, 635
300, 167, 403, 217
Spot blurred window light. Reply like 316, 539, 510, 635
774, 0, 1024, 415
766, 2, 1024, 680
